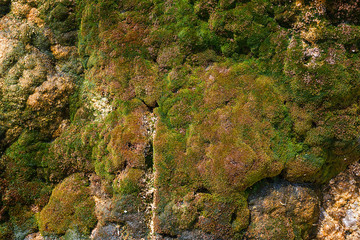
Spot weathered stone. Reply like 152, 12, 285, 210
2, 0, 360, 239
317, 161, 360, 239
24, 232, 44, 240
90, 173, 150, 240
91, 224, 121, 240
246, 180, 320, 239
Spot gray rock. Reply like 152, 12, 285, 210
91, 224, 120, 240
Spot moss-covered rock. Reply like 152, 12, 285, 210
1, 0, 360, 239
38, 173, 96, 236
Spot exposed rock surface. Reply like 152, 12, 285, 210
317, 161, 360, 239
246, 180, 320, 239
89, 173, 150, 240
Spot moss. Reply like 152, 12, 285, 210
113, 168, 144, 195
5, 131, 49, 170
194, 193, 249, 238
1, 0, 360, 238
9, 205, 38, 240
39, 0, 78, 45
0, 131, 52, 212
284, 150, 326, 182
43, 122, 94, 181
39, 173, 96, 236
106, 105, 149, 172
154, 64, 290, 237
0, 223, 12, 240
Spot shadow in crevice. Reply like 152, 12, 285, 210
0, 0, 10, 18
145, 142, 153, 169
195, 186, 211, 194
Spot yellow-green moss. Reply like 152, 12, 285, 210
113, 168, 144, 195
39, 174, 96, 236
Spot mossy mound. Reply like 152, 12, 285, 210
153, 63, 289, 236
38, 173, 96, 236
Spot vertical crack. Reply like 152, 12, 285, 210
142, 111, 157, 239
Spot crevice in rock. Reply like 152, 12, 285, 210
195, 186, 211, 194
0, 0, 10, 18
148, 115, 157, 239
159, 233, 178, 239
230, 210, 237, 225
148, 102, 159, 114
145, 142, 154, 169
136, 97, 159, 114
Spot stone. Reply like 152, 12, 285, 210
24, 232, 44, 240
246, 180, 320, 239
317, 161, 360, 239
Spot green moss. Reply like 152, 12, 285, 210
39, 174, 96, 236
43, 122, 94, 181
1, 0, 359, 238
5, 131, 49, 169
39, 0, 78, 45
113, 168, 144, 195
0, 223, 12, 240
194, 193, 249, 238
0, 131, 52, 212
154, 64, 290, 237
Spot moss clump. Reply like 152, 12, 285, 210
0, 130, 52, 215
154, 63, 291, 237
5, 131, 49, 170
43, 121, 94, 181
39, 0, 79, 45
113, 168, 144, 195
39, 173, 96, 236
0, 223, 12, 239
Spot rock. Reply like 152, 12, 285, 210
24, 232, 44, 240
177, 230, 217, 240
317, 161, 360, 239
2, 0, 360, 239
90, 174, 150, 240
27, 73, 74, 110
91, 224, 121, 240
0, 6, 78, 152
246, 180, 320, 239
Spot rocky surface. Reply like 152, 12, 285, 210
89, 173, 151, 240
0, 0, 79, 153
317, 161, 360, 239
0, 0, 360, 239
246, 180, 320, 239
